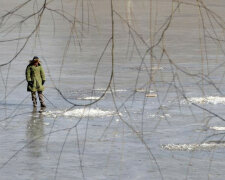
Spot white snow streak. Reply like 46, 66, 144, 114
182, 96, 225, 105
210, 126, 225, 131
43, 108, 121, 118
162, 142, 225, 151
78, 96, 100, 100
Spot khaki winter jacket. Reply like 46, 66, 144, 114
26, 64, 46, 92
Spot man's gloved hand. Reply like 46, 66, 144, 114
42, 80, 45, 85
28, 81, 33, 87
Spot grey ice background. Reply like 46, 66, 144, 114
0, 0, 225, 179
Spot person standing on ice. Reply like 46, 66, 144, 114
26, 56, 46, 107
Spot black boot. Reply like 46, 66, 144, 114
41, 103, 46, 108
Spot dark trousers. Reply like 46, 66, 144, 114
31, 91, 45, 105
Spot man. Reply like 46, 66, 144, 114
26, 56, 46, 107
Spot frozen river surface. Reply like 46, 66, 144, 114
1, 0, 225, 179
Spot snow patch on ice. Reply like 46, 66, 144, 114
43, 108, 121, 118
182, 96, 225, 105
162, 142, 225, 151
151, 66, 163, 70
135, 89, 155, 93
78, 96, 100, 100
113, 89, 127, 92
149, 114, 171, 119
146, 93, 157, 97
93, 88, 127, 92
210, 126, 225, 131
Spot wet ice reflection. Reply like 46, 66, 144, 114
26, 108, 45, 179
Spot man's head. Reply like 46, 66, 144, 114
32, 56, 40, 65
33, 56, 39, 60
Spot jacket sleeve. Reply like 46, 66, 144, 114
26, 65, 31, 82
40, 66, 46, 81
